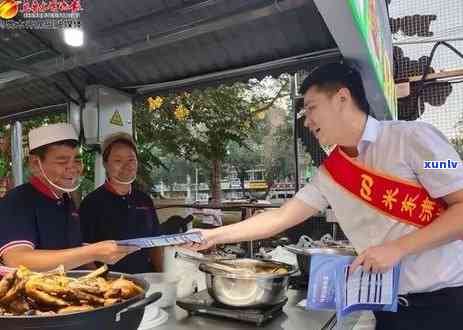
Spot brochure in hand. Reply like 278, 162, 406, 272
306, 254, 400, 320
116, 232, 203, 248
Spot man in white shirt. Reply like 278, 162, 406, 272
186, 63, 463, 329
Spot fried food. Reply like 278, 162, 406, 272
271, 267, 288, 274
25, 280, 70, 308
79, 265, 108, 280
0, 272, 15, 300
0, 278, 27, 305
26, 275, 73, 297
57, 305, 93, 314
8, 295, 30, 314
0, 265, 143, 316
103, 298, 122, 306
70, 289, 106, 305
68, 277, 108, 295
16, 266, 34, 280
104, 278, 144, 299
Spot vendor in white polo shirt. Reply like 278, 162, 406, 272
186, 63, 463, 330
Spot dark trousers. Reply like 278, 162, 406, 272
374, 285, 463, 330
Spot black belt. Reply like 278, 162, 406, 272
398, 285, 463, 308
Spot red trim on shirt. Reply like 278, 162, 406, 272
104, 180, 132, 196
29, 176, 60, 200
0, 240, 34, 257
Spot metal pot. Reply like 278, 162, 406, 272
0, 270, 162, 330
284, 245, 356, 279
199, 259, 297, 308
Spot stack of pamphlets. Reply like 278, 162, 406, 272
306, 254, 400, 320
117, 232, 203, 248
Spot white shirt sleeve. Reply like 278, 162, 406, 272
406, 122, 463, 198
295, 169, 330, 211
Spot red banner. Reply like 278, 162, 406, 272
323, 146, 447, 228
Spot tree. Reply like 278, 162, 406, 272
135, 77, 289, 205
262, 107, 296, 197
79, 145, 96, 197
0, 126, 11, 179
150, 156, 194, 194
133, 133, 165, 193
226, 141, 263, 196
451, 137, 463, 160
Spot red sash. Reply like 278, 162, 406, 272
322, 146, 447, 228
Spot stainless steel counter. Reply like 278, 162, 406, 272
155, 290, 336, 330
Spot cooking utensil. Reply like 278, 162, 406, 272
175, 250, 234, 263
0, 270, 162, 330
199, 258, 297, 308
175, 250, 248, 274
177, 250, 282, 275
283, 245, 356, 257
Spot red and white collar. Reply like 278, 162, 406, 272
29, 176, 61, 200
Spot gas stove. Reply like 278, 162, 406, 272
176, 289, 287, 326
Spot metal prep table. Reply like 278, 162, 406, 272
153, 289, 345, 330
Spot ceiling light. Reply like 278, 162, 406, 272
63, 28, 84, 47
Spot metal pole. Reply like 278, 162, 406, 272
291, 74, 300, 192
246, 207, 254, 258
186, 174, 191, 201
134, 49, 341, 94
11, 121, 23, 187
195, 167, 199, 201
0, 103, 68, 123
393, 37, 463, 46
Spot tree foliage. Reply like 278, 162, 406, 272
135, 77, 289, 203
226, 141, 263, 194
262, 108, 295, 195
138, 86, 261, 161
451, 137, 463, 160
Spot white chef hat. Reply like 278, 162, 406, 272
101, 132, 137, 161
29, 123, 79, 152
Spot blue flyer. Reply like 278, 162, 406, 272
116, 232, 203, 248
306, 254, 401, 320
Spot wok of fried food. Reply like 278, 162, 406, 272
0, 265, 144, 316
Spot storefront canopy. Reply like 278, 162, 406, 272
0, 0, 342, 121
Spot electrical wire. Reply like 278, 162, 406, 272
417, 41, 463, 93
413, 41, 463, 117
424, 79, 463, 85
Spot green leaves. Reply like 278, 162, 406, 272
134, 77, 290, 195
450, 137, 463, 160
136, 85, 263, 163
0, 157, 8, 178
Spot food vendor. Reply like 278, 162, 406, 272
0, 123, 139, 271
79, 132, 163, 274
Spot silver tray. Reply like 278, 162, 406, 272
283, 244, 356, 256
